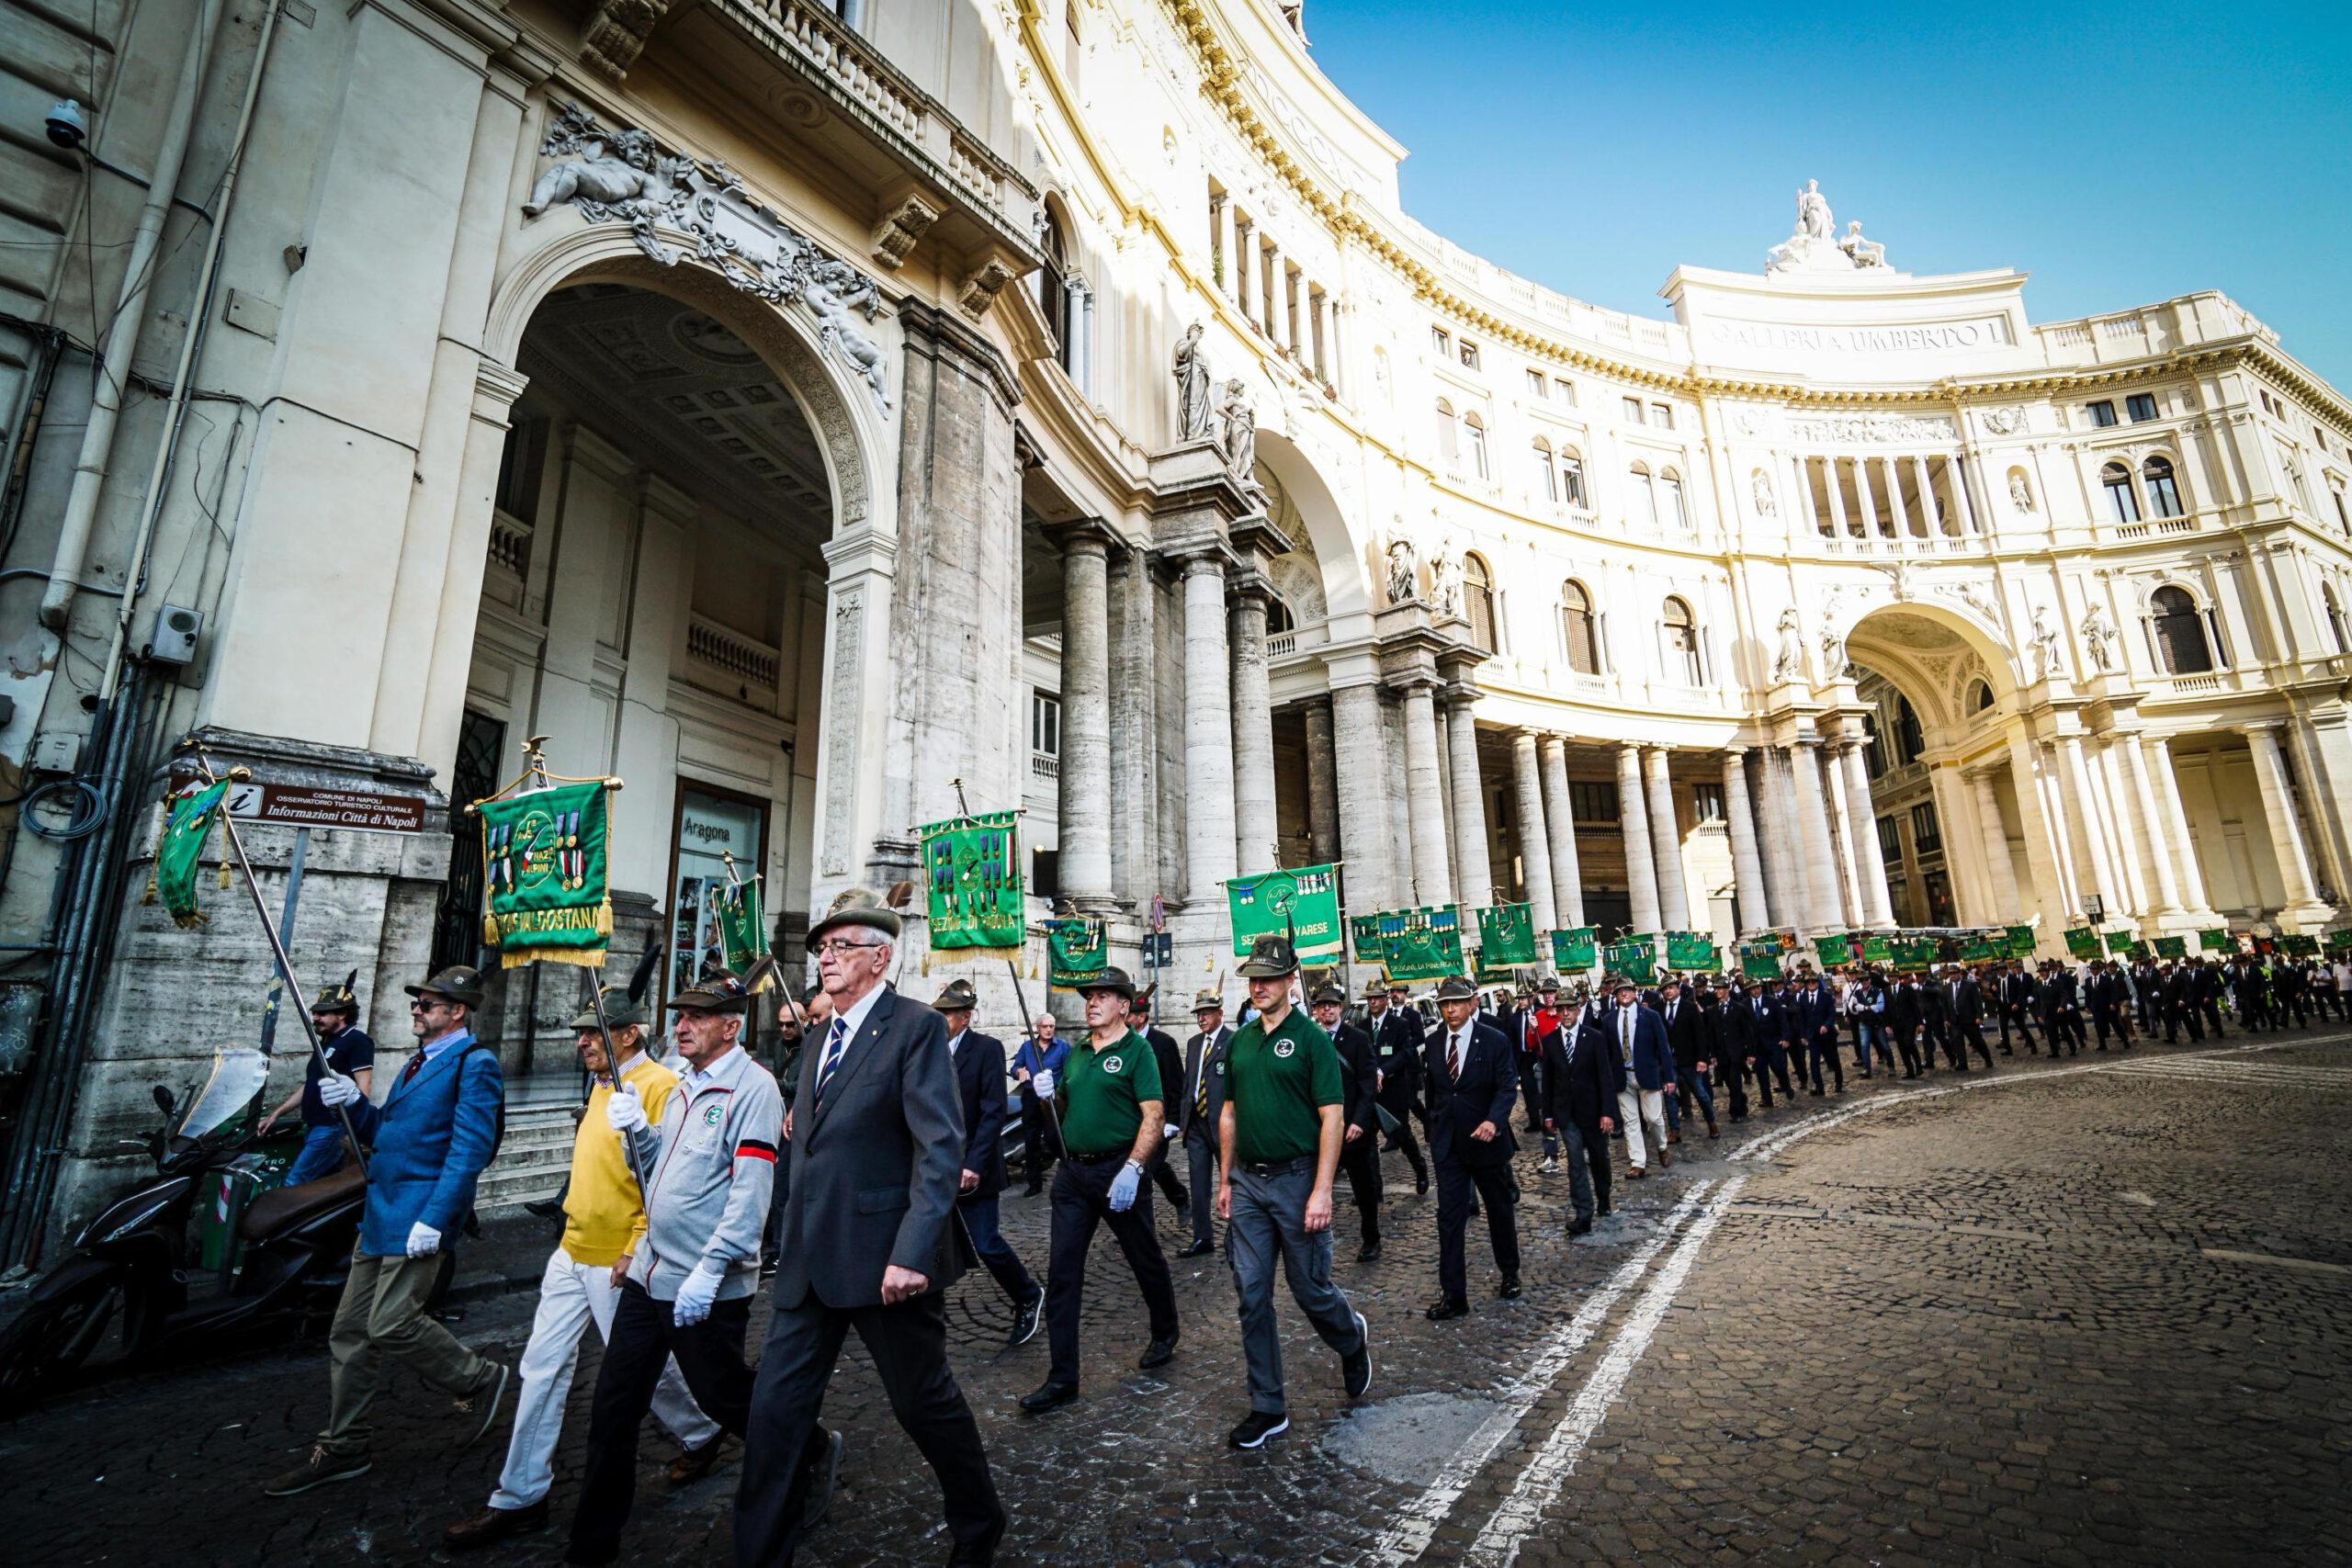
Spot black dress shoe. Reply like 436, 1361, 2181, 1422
1425, 1297, 1471, 1321
1415, 1176, 1430, 1195
1137, 1335, 1178, 1371
1598, 1197, 1611, 1215
1018, 1382, 1079, 1414
1176, 1239, 1215, 1258
444, 1499, 548, 1550
1356, 1240, 1383, 1262
1498, 1275, 1522, 1300
1567, 1217, 1594, 1236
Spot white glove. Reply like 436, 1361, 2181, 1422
1031, 1068, 1056, 1099
673, 1261, 724, 1327
318, 1071, 360, 1108
605, 1081, 649, 1133
1163, 1123, 1178, 1140
405, 1221, 441, 1258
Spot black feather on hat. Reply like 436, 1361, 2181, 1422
626, 942, 662, 1007
315, 968, 360, 1015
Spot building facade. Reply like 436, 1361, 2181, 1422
4, 0, 2348, 1256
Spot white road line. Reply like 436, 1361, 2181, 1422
1366, 1182, 1716, 1567
1465, 1174, 1750, 1566
2109, 1058, 2352, 1085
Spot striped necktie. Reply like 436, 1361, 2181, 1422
814, 1018, 849, 1101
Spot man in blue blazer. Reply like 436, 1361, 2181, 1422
1422, 975, 1522, 1319
935, 977, 1041, 1348
1601, 976, 1675, 1177
265, 965, 509, 1497
1787, 969, 1845, 1095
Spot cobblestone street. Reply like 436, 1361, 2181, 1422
8, 1027, 2348, 1566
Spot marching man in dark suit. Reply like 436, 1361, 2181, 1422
1308, 979, 1384, 1261
1423, 974, 1522, 1319
1174, 987, 1232, 1258
1940, 964, 1993, 1070
1541, 983, 1619, 1235
1369, 979, 1431, 1193
734, 889, 1004, 1568
934, 978, 1041, 1349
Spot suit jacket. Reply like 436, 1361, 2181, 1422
773, 984, 969, 1309
1888, 983, 1925, 1036
1542, 1013, 1623, 1129
1942, 977, 1984, 1027
2001, 972, 2040, 1010
949, 1028, 1009, 1199
1653, 995, 1707, 1073
1723, 992, 1775, 1059
1331, 1021, 1380, 1137
1422, 1018, 1520, 1168
1600, 1002, 1677, 1090
1145, 1028, 1184, 1123
348, 1032, 503, 1258
1374, 1009, 1425, 1106
1176, 1022, 1232, 1139
2042, 971, 2080, 1011
1784, 986, 1838, 1044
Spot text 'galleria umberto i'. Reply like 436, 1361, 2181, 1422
1, 0, 2347, 1251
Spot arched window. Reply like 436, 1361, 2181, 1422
1265, 592, 1295, 635
1463, 552, 1497, 650
1968, 679, 1996, 715
1533, 438, 1555, 503
1561, 579, 1600, 674
1464, 412, 1489, 479
1894, 695, 1924, 762
1559, 448, 1588, 508
1036, 207, 1070, 355
2102, 461, 2141, 525
1630, 463, 1658, 528
2150, 585, 2215, 673
1661, 595, 1702, 683
2143, 455, 2183, 518
2324, 583, 2348, 655
1434, 400, 1458, 468
1659, 468, 1688, 530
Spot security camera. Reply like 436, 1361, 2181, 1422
46, 98, 86, 150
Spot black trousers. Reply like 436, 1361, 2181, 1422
1891, 1026, 1924, 1077
1514, 1053, 1545, 1130
1945, 1020, 1992, 1069
1338, 1132, 1382, 1246
1752, 1044, 1796, 1106
1721, 1053, 1748, 1118
1018, 1096, 1056, 1190
2164, 1002, 2203, 1043
1434, 1156, 1520, 1304
2045, 1006, 2086, 1054
2199, 998, 2228, 1037
571, 1283, 755, 1563
734, 1288, 1002, 1568
1804, 1031, 1844, 1092
1046, 1155, 1179, 1388
1999, 1004, 2038, 1053
1379, 1088, 1429, 1183
1568, 1114, 1611, 1214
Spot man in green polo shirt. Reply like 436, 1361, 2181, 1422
1017, 966, 1180, 1416
1216, 935, 1374, 1450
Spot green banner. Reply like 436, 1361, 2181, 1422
1813, 933, 1856, 967
479, 781, 614, 968
1046, 916, 1107, 987
2101, 928, 2135, 956
2063, 926, 2101, 960
2328, 929, 2352, 954
2005, 924, 2038, 959
2152, 935, 2188, 959
1956, 934, 1996, 963
1665, 931, 1715, 970
1605, 938, 1657, 985
1227, 863, 1344, 961
1891, 937, 1941, 972
2280, 933, 2322, 956
1739, 944, 1783, 980
2198, 928, 2232, 952
921, 812, 1023, 950
147, 779, 231, 929
1476, 903, 1539, 966
1552, 926, 1600, 972
714, 874, 768, 976
1351, 913, 1388, 964
1382, 906, 1464, 983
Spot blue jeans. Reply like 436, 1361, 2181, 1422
284, 1122, 349, 1187
1853, 1021, 1890, 1073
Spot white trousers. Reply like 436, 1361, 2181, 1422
1617, 1087, 1668, 1169
489, 1247, 719, 1510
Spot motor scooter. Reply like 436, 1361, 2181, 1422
0, 1046, 385, 1413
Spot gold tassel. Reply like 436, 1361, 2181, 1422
482, 913, 501, 947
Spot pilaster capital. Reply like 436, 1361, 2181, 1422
1045, 516, 1119, 558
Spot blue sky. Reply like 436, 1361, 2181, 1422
1306, 2, 2352, 389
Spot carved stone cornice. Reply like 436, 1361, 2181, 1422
581, 0, 673, 79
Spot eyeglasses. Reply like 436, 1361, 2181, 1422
813, 938, 882, 958
408, 999, 447, 1012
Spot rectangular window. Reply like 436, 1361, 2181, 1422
1031, 847, 1060, 901
670, 785, 769, 1002
1651, 402, 1673, 430
1526, 369, 1547, 398
2087, 400, 2119, 428
1568, 780, 1620, 824
1910, 800, 1942, 853
1431, 327, 1451, 355
1561, 457, 1586, 507
1876, 814, 1901, 863
2126, 392, 2158, 423
1555, 378, 1577, 406
1622, 396, 1645, 424
1031, 692, 1060, 756
1459, 341, 1481, 370
1690, 782, 1724, 823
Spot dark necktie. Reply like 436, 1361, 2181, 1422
1193, 1037, 1212, 1119
814, 1018, 849, 1102
401, 1051, 425, 1086
1447, 1030, 1462, 1082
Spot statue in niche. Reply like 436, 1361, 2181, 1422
2030, 605, 2064, 681
1429, 544, 1462, 617
2080, 604, 2119, 672
1818, 618, 1849, 679
1771, 606, 1806, 682
1385, 536, 1419, 605
2008, 470, 2036, 513
1751, 470, 1777, 516
1173, 322, 1213, 440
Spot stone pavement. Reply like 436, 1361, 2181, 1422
5, 1023, 2348, 1565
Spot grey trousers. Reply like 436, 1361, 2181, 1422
1183, 1129, 1219, 1247
1227, 1160, 1363, 1416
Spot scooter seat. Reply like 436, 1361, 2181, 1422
240, 1162, 364, 1241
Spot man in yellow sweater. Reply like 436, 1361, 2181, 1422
441, 987, 722, 1548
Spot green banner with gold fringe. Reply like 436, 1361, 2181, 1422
2063, 926, 2101, 960
147, 778, 232, 929
1476, 903, 1539, 967
1552, 926, 1599, 973
1227, 863, 1344, 961
1351, 914, 1389, 965
1046, 916, 1107, 987
921, 812, 1025, 950
478, 781, 613, 968
1381, 907, 1464, 983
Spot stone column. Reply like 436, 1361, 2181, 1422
2243, 722, 2328, 918
1969, 769, 2022, 920
1228, 575, 1278, 874
1538, 735, 1585, 927
2113, 732, 2183, 915
1787, 739, 1845, 932
1790, 456, 1815, 536
1755, 748, 1804, 929
1821, 748, 1867, 924
1261, 240, 1282, 338
2052, 735, 2114, 919
1838, 740, 1896, 926
1510, 731, 1557, 929
1910, 453, 1937, 535
1330, 681, 1391, 912
1304, 698, 1340, 866
1057, 527, 1115, 910
1109, 546, 1159, 905
1382, 694, 1417, 900
1402, 684, 1453, 906
2005, 728, 2075, 920
1825, 457, 1852, 536
2146, 737, 2214, 914
1616, 743, 1663, 931
1447, 698, 1495, 908
2091, 739, 2150, 918
1721, 746, 1770, 932
1641, 747, 1689, 929
1182, 554, 1238, 897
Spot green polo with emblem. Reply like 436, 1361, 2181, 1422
1222, 1004, 1343, 1166
1056, 1027, 1163, 1156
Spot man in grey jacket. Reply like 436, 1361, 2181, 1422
563, 970, 835, 1566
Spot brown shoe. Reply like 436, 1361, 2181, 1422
1657, 1144, 1672, 1169
1668, 1130, 1681, 1145
262, 1444, 370, 1497
667, 1433, 729, 1487
444, 1499, 548, 1550
1627, 1166, 1648, 1179
1706, 1120, 1719, 1140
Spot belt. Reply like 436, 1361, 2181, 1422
1239, 1156, 1312, 1179
1067, 1148, 1129, 1166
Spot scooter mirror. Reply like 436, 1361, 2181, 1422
152, 1083, 174, 1114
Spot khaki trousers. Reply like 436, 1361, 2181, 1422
317, 1246, 492, 1458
